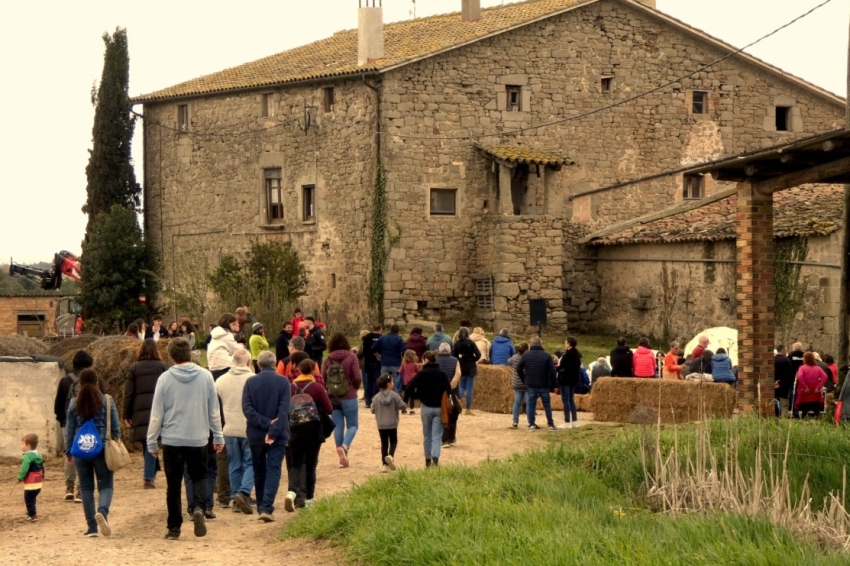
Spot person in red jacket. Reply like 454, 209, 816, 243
290, 309, 306, 339
795, 352, 827, 418
632, 337, 656, 378
321, 334, 362, 468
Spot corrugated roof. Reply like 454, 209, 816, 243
134, 0, 591, 102
477, 144, 572, 166
584, 184, 842, 246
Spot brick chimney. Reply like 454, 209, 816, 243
358, 0, 384, 66
462, 0, 481, 22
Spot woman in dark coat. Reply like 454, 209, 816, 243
405, 327, 428, 360
123, 339, 168, 488
451, 327, 482, 415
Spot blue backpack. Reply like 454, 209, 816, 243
70, 419, 104, 460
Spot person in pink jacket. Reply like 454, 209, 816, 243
321, 333, 362, 468
632, 338, 656, 378
794, 351, 827, 418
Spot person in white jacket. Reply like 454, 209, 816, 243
208, 314, 240, 380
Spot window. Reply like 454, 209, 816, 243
506, 85, 522, 112
323, 87, 335, 112
474, 276, 493, 310
261, 93, 275, 118
177, 104, 189, 131
776, 106, 791, 131
302, 185, 315, 221
331, 273, 337, 288
601, 77, 613, 93
683, 174, 704, 200
265, 169, 283, 222
430, 188, 457, 216
692, 91, 707, 114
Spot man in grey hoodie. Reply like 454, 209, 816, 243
148, 338, 224, 541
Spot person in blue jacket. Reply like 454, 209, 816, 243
372, 324, 407, 380
711, 348, 737, 385
490, 329, 516, 366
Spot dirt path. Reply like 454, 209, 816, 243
0, 408, 588, 564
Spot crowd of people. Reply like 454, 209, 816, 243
19, 312, 848, 537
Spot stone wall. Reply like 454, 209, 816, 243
589, 232, 842, 355
0, 361, 64, 457
142, 77, 377, 325
562, 222, 599, 332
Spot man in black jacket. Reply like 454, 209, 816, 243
275, 322, 293, 362
774, 345, 795, 417
406, 351, 452, 467
53, 350, 94, 502
359, 324, 383, 408
516, 337, 557, 431
610, 338, 633, 377
304, 317, 327, 365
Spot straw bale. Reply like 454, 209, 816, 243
592, 378, 736, 424
472, 365, 514, 414
0, 335, 48, 357
45, 334, 101, 368
536, 392, 592, 412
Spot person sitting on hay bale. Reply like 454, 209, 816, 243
711, 348, 737, 387
590, 357, 611, 384
633, 338, 656, 379
685, 349, 714, 382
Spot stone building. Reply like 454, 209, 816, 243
134, 0, 844, 332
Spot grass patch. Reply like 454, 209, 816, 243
284, 418, 850, 564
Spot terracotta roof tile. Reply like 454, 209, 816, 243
586, 184, 843, 246
133, 0, 590, 102
477, 144, 572, 166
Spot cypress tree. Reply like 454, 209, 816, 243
80, 28, 157, 329
82, 28, 140, 225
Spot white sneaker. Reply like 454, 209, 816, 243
284, 491, 296, 513
305, 499, 315, 508
384, 455, 397, 471
571, 421, 577, 429
557, 423, 571, 430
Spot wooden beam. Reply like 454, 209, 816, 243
711, 169, 748, 182
824, 140, 843, 152
755, 155, 850, 194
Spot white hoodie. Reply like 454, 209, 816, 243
207, 326, 239, 371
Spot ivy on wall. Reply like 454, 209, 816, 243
774, 236, 809, 332
367, 162, 388, 320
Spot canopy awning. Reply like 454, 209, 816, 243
476, 145, 573, 169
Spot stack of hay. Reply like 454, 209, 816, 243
0, 335, 48, 357
592, 378, 736, 424
472, 365, 514, 414
46, 334, 101, 368
537, 393, 592, 413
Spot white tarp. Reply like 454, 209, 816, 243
684, 327, 738, 367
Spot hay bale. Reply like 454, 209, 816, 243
88, 337, 173, 405
575, 394, 592, 412
0, 335, 48, 357
472, 365, 514, 413
46, 334, 101, 369
536, 392, 591, 412
591, 378, 736, 424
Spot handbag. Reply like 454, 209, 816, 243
104, 395, 130, 472
835, 400, 843, 428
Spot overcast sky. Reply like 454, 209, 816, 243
0, 0, 847, 263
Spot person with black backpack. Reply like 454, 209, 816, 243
321, 333, 362, 468
284, 359, 333, 512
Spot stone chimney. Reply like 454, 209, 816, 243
358, 0, 384, 66
462, 0, 481, 22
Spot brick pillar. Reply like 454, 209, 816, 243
735, 182, 775, 414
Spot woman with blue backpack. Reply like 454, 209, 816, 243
66, 368, 121, 537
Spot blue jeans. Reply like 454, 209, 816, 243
332, 397, 360, 448
250, 442, 287, 514
512, 390, 528, 425
74, 455, 114, 533
364, 364, 381, 406
184, 448, 217, 512
559, 385, 578, 423
224, 436, 254, 498
526, 387, 555, 427
143, 442, 159, 481
382, 366, 401, 393
459, 376, 475, 409
420, 405, 444, 461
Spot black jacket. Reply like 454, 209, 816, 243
360, 332, 382, 367
774, 354, 795, 398
406, 362, 452, 408
789, 349, 805, 378
275, 330, 292, 361
306, 326, 327, 364
145, 326, 169, 340
557, 348, 582, 387
54, 372, 105, 428
124, 359, 169, 443
610, 346, 634, 377
452, 338, 481, 377
517, 346, 556, 390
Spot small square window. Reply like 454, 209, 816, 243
261, 93, 275, 118
601, 77, 613, 93
323, 87, 335, 112
430, 189, 457, 216
692, 91, 707, 114
776, 106, 791, 131
683, 174, 704, 200
265, 169, 283, 222
302, 185, 315, 221
177, 104, 189, 131
506, 85, 522, 112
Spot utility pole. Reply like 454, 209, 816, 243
840, 11, 850, 367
